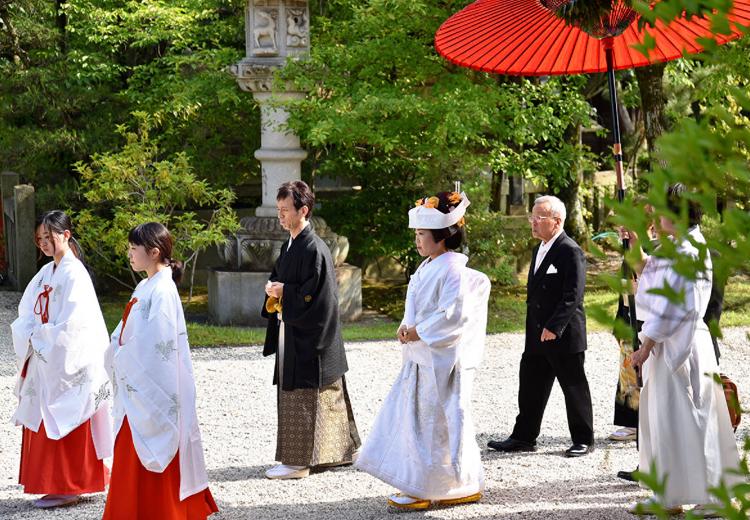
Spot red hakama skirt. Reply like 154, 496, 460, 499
19, 420, 109, 495
102, 417, 219, 520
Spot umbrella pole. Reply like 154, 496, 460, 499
605, 41, 642, 384
605, 42, 626, 208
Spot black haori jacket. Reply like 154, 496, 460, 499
262, 225, 348, 391
525, 231, 588, 355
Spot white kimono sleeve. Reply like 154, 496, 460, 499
415, 267, 467, 349
640, 261, 701, 372
10, 270, 45, 371
456, 269, 491, 370
401, 274, 418, 328
116, 291, 181, 473
23, 264, 98, 363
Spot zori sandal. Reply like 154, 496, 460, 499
436, 492, 482, 507
387, 493, 431, 510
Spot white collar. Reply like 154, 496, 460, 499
289, 220, 310, 242
540, 228, 563, 251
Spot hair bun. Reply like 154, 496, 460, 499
168, 258, 184, 284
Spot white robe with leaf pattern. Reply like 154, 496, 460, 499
10, 250, 113, 459
109, 267, 210, 501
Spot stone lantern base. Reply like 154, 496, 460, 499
207, 215, 362, 326
208, 265, 362, 326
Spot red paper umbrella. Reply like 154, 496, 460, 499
436, 0, 750, 76
436, 0, 750, 367
436, 0, 750, 199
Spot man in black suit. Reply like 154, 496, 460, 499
488, 195, 594, 457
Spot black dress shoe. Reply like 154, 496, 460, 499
564, 443, 593, 457
617, 468, 638, 482
487, 438, 537, 452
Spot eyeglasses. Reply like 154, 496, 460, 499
527, 215, 557, 223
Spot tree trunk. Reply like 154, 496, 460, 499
55, 0, 68, 53
509, 175, 524, 207
617, 88, 636, 136
635, 63, 669, 172
557, 125, 588, 248
0, 3, 27, 66
558, 178, 587, 248
489, 168, 504, 212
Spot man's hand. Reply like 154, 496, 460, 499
397, 325, 409, 344
629, 339, 654, 370
629, 347, 650, 370
398, 326, 420, 343
405, 327, 420, 342
540, 328, 557, 342
265, 281, 284, 299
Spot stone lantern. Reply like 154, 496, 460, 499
234, 0, 310, 218
207, 0, 361, 326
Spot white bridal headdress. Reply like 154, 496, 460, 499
408, 192, 470, 229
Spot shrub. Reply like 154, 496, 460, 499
466, 210, 533, 286
75, 115, 238, 295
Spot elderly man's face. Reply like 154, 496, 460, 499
529, 202, 561, 242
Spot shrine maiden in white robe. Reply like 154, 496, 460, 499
109, 267, 210, 500
637, 226, 741, 507
10, 250, 113, 457
356, 252, 491, 500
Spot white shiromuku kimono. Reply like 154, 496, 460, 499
637, 226, 742, 507
356, 252, 491, 500
109, 267, 210, 500
10, 250, 113, 458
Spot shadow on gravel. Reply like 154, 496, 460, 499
189, 346, 265, 362
221, 491, 642, 520
482, 477, 642, 507
0, 494, 103, 519
208, 465, 270, 482
219, 495, 395, 519
208, 463, 358, 483
480, 434, 631, 457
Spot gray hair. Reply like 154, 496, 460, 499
534, 195, 566, 223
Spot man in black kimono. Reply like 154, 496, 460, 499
262, 180, 360, 479
487, 195, 594, 457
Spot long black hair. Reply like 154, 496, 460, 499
35, 210, 94, 281
128, 222, 184, 284
35, 210, 85, 261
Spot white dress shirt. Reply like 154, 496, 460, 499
534, 228, 564, 274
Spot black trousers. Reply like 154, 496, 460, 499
511, 351, 594, 445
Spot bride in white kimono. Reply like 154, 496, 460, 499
356, 191, 491, 510
629, 186, 741, 515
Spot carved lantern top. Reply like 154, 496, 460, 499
246, 0, 309, 62
233, 0, 309, 92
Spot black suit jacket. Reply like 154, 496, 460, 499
261, 225, 348, 391
525, 231, 587, 355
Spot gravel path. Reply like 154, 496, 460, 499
0, 290, 748, 519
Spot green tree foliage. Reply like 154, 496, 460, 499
0, 0, 259, 205
75, 115, 238, 293
279, 0, 593, 277
606, 1, 750, 293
